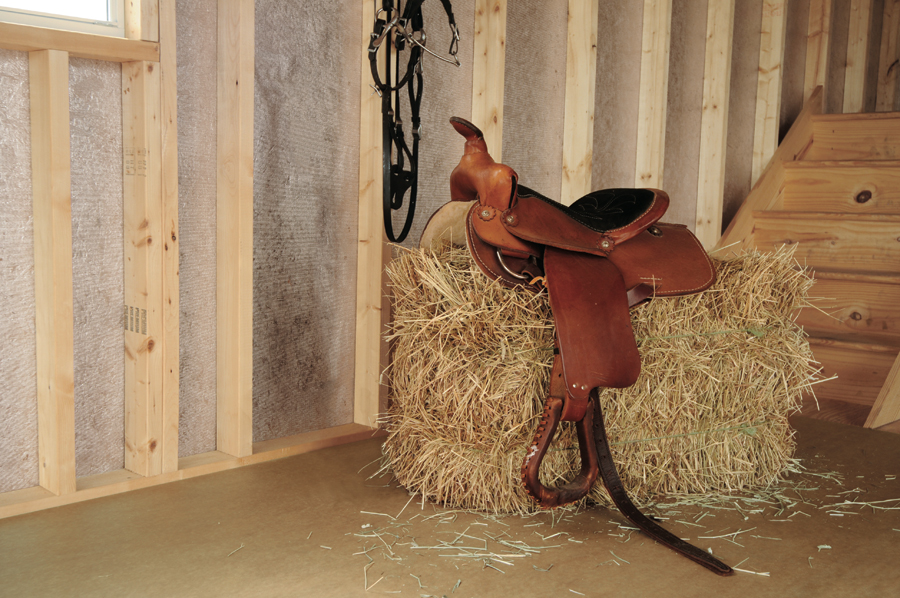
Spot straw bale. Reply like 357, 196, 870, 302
381, 242, 819, 514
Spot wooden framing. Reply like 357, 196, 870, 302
0, 21, 158, 62
125, 0, 160, 43
876, 0, 900, 111
843, 0, 873, 114
158, 0, 181, 472
471, 0, 507, 157
804, 0, 833, 103
30, 49, 76, 497
751, 0, 787, 185
560, 0, 600, 205
0, 424, 384, 519
634, 0, 672, 188
866, 353, 900, 428
122, 60, 166, 477
216, 0, 255, 458
695, 0, 735, 249
355, 0, 390, 428
716, 87, 823, 251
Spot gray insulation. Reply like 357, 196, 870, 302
69, 57, 125, 478
501, 0, 567, 199
176, 0, 218, 457
0, 49, 38, 494
251, 0, 363, 441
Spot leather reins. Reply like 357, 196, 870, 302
369, 0, 459, 242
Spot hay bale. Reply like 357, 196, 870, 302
381, 243, 820, 514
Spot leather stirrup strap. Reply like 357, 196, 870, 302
590, 393, 734, 575
521, 396, 599, 508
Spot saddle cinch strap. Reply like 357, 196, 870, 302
448, 117, 730, 576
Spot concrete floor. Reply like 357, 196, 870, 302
1, 416, 899, 597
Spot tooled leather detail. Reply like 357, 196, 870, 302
520, 399, 557, 503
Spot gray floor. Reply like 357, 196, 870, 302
1, 416, 899, 597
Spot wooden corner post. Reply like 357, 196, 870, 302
217, 0, 254, 457
356, 0, 390, 428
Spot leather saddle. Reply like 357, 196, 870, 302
447, 117, 732, 575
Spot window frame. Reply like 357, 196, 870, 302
0, 1, 125, 38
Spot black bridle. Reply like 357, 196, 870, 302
369, 0, 459, 243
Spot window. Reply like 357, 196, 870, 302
0, 1, 125, 37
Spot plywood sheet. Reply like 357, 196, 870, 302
0, 49, 38, 494
175, 0, 217, 458
252, 0, 363, 441
68, 58, 125, 478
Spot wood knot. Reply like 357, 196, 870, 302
855, 190, 872, 204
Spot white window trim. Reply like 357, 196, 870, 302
0, 1, 125, 38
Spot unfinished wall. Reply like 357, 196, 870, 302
251, 1, 363, 441
0, 49, 125, 491
592, 0, 643, 191
663, 0, 709, 228
69, 57, 125, 478
176, 0, 217, 458
501, 0, 568, 197
722, 0, 765, 229
0, 49, 38, 494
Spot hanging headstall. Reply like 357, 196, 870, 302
369, 0, 460, 243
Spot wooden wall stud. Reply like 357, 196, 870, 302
30, 49, 76, 496
217, 0, 255, 458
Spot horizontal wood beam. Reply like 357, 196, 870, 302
0, 425, 383, 520
0, 21, 159, 62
